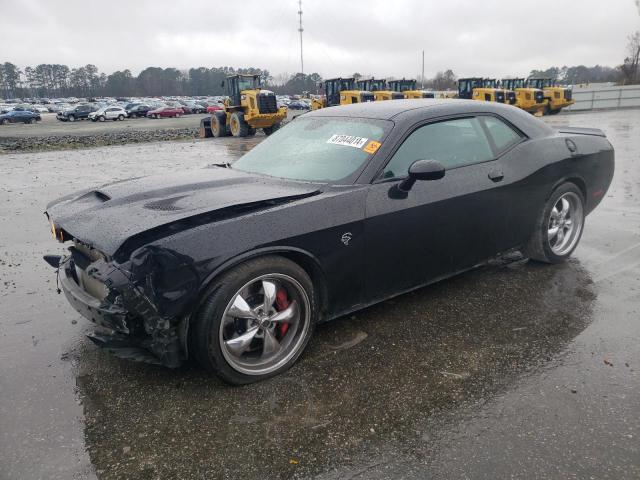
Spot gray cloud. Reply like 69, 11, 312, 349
0, 0, 637, 78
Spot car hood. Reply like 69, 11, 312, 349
46, 167, 321, 258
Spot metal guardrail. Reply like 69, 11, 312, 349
566, 86, 640, 111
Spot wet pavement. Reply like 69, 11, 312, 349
1, 109, 639, 479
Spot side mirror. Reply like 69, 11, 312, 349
398, 159, 445, 192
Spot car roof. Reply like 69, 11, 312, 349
305, 99, 554, 138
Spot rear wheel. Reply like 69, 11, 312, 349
263, 123, 280, 136
211, 112, 229, 137
191, 256, 315, 385
229, 111, 249, 137
524, 182, 585, 263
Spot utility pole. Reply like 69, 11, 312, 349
421, 50, 425, 88
298, 0, 304, 75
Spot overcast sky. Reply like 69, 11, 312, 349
1, 0, 638, 79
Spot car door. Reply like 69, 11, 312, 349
364, 116, 515, 301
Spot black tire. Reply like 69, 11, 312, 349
263, 123, 280, 136
29, 118, 37, 124
229, 111, 249, 137
98, 116, 105, 122
524, 182, 585, 264
118, 114, 125, 121
247, 127, 256, 136
211, 112, 229, 137
153, 114, 158, 119
68, 115, 76, 122
1, 119, 9, 125
548, 108, 561, 115
190, 255, 316, 385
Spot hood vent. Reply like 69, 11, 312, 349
144, 196, 188, 212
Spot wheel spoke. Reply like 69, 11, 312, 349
228, 294, 258, 320
262, 329, 281, 357
550, 206, 560, 220
560, 198, 570, 217
225, 326, 259, 355
548, 226, 560, 239
262, 280, 277, 312
556, 227, 565, 245
270, 300, 297, 323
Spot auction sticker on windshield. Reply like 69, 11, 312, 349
327, 134, 369, 149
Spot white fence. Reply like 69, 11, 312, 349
565, 84, 640, 111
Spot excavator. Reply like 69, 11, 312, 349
356, 78, 404, 100
199, 74, 286, 138
387, 79, 436, 99
311, 78, 374, 110
458, 77, 514, 104
526, 77, 574, 114
500, 78, 548, 116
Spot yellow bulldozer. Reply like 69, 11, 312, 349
311, 78, 374, 110
458, 77, 514, 104
356, 78, 404, 100
199, 74, 286, 138
501, 78, 547, 116
387, 79, 436, 99
527, 77, 575, 114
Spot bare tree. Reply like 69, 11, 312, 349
620, 31, 640, 84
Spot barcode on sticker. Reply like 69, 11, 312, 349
327, 134, 368, 148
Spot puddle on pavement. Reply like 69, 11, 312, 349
72, 256, 595, 480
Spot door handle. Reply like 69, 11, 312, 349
488, 170, 504, 182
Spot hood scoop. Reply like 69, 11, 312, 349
144, 196, 188, 212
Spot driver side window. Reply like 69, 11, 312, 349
381, 117, 494, 179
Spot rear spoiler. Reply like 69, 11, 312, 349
557, 127, 606, 137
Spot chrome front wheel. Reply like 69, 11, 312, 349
219, 274, 311, 376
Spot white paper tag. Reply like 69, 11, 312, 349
326, 134, 368, 149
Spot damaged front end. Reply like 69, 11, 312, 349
51, 241, 200, 367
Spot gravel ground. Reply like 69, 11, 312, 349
0, 109, 638, 480
0, 111, 304, 153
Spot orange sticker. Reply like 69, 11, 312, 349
363, 140, 381, 154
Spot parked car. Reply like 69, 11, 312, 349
56, 104, 97, 122
206, 103, 224, 113
0, 110, 41, 124
146, 106, 183, 118
44, 99, 614, 384
126, 104, 153, 118
88, 106, 127, 122
288, 100, 310, 110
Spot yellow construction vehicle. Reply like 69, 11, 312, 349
356, 78, 404, 100
458, 77, 514, 104
501, 78, 547, 116
387, 79, 435, 99
199, 74, 286, 138
311, 78, 374, 110
527, 77, 574, 114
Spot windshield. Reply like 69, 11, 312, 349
232, 116, 393, 183
238, 76, 258, 91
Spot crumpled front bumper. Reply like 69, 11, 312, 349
56, 250, 190, 368
59, 255, 129, 333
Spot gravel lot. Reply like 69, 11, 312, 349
1, 109, 638, 479
0, 111, 304, 152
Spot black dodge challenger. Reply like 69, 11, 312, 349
45, 99, 614, 384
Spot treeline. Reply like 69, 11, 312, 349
1, 54, 638, 100
529, 65, 621, 84
0, 62, 326, 99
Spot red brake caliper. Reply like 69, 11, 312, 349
275, 288, 290, 337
